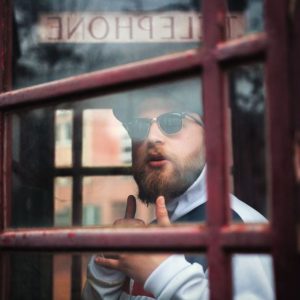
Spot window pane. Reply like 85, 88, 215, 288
10, 107, 55, 228
6, 252, 84, 300
232, 254, 275, 299
226, 0, 264, 39
13, 0, 201, 89
4, 252, 207, 300
54, 177, 73, 226
228, 64, 268, 223
82, 252, 208, 299
4, 252, 276, 299
8, 77, 207, 227
55, 110, 73, 167
82, 176, 154, 225
53, 254, 72, 300
82, 109, 131, 167
9, 252, 53, 300
108, 77, 205, 224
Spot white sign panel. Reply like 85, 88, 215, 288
38, 12, 246, 43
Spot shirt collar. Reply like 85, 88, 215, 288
166, 166, 207, 222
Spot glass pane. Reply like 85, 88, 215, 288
6, 252, 82, 300
11, 107, 55, 228
227, 0, 264, 39
13, 0, 201, 89
54, 177, 72, 226
232, 254, 275, 299
55, 110, 73, 167
53, 254, 72, 300
9, 253, 53, 300
5, 252, 207, 300
82, 109, 131, 167
82, 176, 154, 225
228, 64, 268, 223
4, 252, 277, 300
82, 252, 208, 299
8, 77, 207, 227
107, 78, 205, 224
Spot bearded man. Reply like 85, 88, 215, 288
82, 83, 274, 300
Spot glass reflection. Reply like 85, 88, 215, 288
5, 252, 275, 300
227, 0, 264, 39
9, 253, 53, 300
6, 252, 207, 300
228, 64, 267, 221
82, 252, 208, 299
9, 77, 206, 228
82, 109, 131, 167
83, 252, 273, 299
13, 0, 201, 89
11, 107, 55, 228
53, 254, 72, 300
82, 176, 154, 225
55, 110, 73, 167
54, 177, 72, 226
9, 74, 271, 228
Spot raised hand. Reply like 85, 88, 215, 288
95, 196, 171, 284
113, 195, 145, 227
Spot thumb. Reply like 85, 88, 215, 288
155, 196, 171, 225
124, 195, 136, 219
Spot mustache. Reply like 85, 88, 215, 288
143, 147, 172, 163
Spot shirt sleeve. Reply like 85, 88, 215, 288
82, 255, 155, 300
81, 255, 127, 300
233, 254, 275, 300
144, 254, 274, 300
144, 255, 209, 300
82, 254, 274, 300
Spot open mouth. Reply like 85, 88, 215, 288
147, 154, 168, 167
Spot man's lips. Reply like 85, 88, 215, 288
147, 154, 168, 168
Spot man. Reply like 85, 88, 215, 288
82, 81, 274, 299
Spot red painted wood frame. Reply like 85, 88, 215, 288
0, 1, 299, 300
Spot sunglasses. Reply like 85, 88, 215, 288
123, 112, 203, 141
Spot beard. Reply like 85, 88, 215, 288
133, 146, 204, 205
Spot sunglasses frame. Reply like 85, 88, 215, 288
123, 112, 203, 140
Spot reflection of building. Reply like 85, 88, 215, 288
54, 108, 154, 227
54, 108, 154, 299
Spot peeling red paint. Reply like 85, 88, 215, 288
67, 232, 76, 239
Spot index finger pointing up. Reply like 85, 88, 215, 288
124, 195, 136, 219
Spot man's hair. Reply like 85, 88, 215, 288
113, 78, 203, 123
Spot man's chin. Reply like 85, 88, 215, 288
145, 163, 172, 176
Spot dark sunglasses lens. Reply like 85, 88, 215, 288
130, 119, 150, 140
159, 114, 182, 134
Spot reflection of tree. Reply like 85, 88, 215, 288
34, 44, 83, 81
14, 0, 86, 87
230, 64, 266, 215
228, 0, 263, 33
14, 0, 112, 87
232, 65, 264, 114
13, 0, 200, 88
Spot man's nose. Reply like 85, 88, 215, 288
147, 121, 165, 143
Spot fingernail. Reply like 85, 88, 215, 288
157, 196, 165, 206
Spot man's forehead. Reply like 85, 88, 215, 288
112, 78, 202, 123
134, 97, 181, 116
